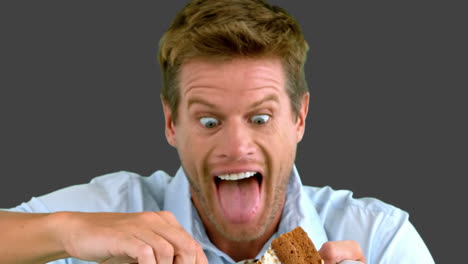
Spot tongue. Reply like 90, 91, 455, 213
217, 176, 260, 223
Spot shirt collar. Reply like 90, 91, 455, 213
163, 166, 328, 262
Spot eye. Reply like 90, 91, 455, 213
251, 114, 270, 125
199, 117, 219, 128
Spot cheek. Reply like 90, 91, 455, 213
270, 119, 298, 150
175, 129, 213, 179
175, 130, 197, 170
176, 122, 200, 154
270, 122, 299, 177
256, 121, 298, 176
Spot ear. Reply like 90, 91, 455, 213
295, 92, 309, 143
161, 97, 177, 147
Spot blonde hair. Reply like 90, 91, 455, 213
159, 0, 309, 122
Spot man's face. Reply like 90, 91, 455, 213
163, 57, 308, 242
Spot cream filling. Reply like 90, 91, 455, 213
255, 246, 324, 264
257, 247, 281, 264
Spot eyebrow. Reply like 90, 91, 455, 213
249, 94, 280, 109
187, 98, 217, 109
187, 94, 279, 110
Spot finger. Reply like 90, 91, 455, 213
319, 240, 366, 264
145, 211, 199, 263
195, 242, 209, 264
138, 211, 199, 263
109, 235, 157, 264
151, 226, 197, 264
135, 233, 174, 264
100, 257, 137, 264
175, 240, 208, 264
157, 211, 179, 224
172, 239, 197, 264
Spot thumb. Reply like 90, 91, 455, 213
195, 243, 208, 264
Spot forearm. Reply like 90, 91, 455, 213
0, 211, 70, 264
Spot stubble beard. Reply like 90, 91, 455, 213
186, 169, 290, 242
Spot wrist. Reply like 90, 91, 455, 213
44, 212, 72, 262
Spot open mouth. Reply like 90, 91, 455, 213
214, 171, 263, 223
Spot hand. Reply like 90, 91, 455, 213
56, 211, 208, 264
319, 240, 366, 264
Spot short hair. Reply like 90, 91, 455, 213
158, 0, 309, 123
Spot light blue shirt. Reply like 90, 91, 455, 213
7, 166, 434, 264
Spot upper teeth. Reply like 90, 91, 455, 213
217, 171, 256, 181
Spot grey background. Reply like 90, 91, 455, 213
1, 1, 466, 263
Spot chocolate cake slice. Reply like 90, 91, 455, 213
256, 227, 324, 264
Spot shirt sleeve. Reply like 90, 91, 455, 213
311, 186, 435, 264
375, 217, 435, 264
3, 170, 171, 264
5, 171, 168, 214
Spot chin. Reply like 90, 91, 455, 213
210, 211, 270, 242
218, 222, 267, 242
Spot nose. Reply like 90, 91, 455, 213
214, 120, 256, 162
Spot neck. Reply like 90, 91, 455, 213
197, 206, 283, 262
212, 234, 272, 261
209, 215, 281, 262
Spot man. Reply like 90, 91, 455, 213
0, 0, 434, 263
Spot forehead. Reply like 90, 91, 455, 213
179, 57, 286, 98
